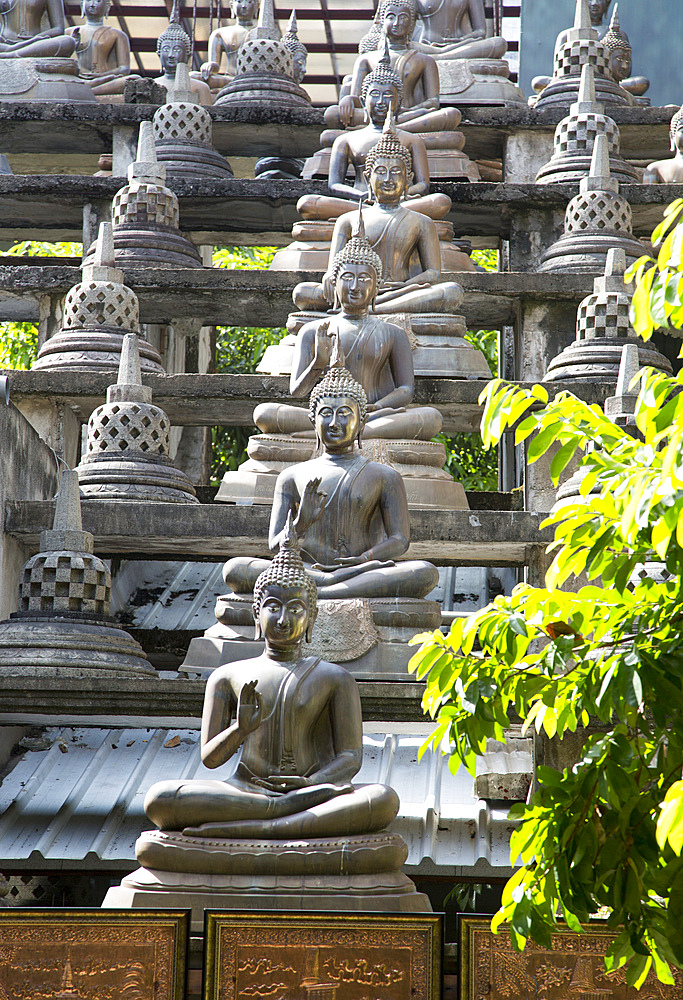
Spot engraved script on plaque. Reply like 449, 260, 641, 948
0, 908, 188, 999
204, 911, 443, 1000
459, 917, 683, 1000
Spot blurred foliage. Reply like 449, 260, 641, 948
0, 241, 82, 370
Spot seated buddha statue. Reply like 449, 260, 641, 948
294, 124, 463, 316
196, 0, 257, 96
644, 106, 683, 184
0, 0, 75, 57
325, 0, 449, 131
600, 5, 649, 101
415, 0, 506, 60
223, 360, 439, 602
67, 0, 131, 96
256, 220, 443, 443
144, 522, 400, 840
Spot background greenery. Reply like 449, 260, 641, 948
0, 242, 500, 491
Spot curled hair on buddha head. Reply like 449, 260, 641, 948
364, 107, 413, 194
328, 200, 383, 308
308, 336, 368, 449
602, 4, 630, 53
361, 36, 403, 108
157, 0, 192, 60
670, 105, 683, 151
252, 512, 318, 642
283, 10, 307, 58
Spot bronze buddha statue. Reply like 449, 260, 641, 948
0, 0, 75, 57
197, 0, 258, 95
414, 0, 507, 60
644, 106, 683, 185
68, 0, 131, 96
600, 5, 649, 102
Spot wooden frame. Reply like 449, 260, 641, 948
0, 908, 189, 999
459, 915, 683, 999
203, 910, 443, 1000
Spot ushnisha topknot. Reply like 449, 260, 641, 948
308, 336, 369, 426
601, 3, 630, 52
282, 10, 307, 58
361, 37, 404, 107
670, 105, 683, 149
329, 199, 383, 289
157, 0, 191, 59
252, 512, 317, 624
364, 107, 413, 182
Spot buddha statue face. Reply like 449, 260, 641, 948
607, 44, 631, 83
82, 0, 110, 20
292, 50, 307, 84
336, 262, 377, 314
588, 0, 611, 26
231, 0, 257, 23
257, 581, 310, 651
159, 35, 190, 74
368, 153, 410, 204
673, 126, 683, 155
382, 1, 415, 44
315, 395, 362, 452
365, 82, 400, 126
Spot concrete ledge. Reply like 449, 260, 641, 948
0, 673, 426, 724
0, 176, 677, 242
4, 501, 551, 564
3, 371, 613, 434
0, 265, 597, 328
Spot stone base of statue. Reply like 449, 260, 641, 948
0, 613, 154, 677
270, 218, 476, 275
77, 454, 199, 503
104, 831, 430, 930
302, 140, 480, 184
215, 434, 468, 510
180, 596, 441, 679
0, 57, 96, 102
215, 71, 311, 110
544, 336, 672, 382
33, 329, 164, 374
259, 312, 491, 380
534, 72, 633, 111
436, 58, 526, 107
538, 230, 645, 276
154, 138, 234, 183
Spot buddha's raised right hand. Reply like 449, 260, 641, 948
338, 95, 358, 128
237, 679, 262, 734
294, 477, 328, 534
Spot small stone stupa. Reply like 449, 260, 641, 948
539, 134, 644, 276
214, 0, 311, 109
0, 469, 153, 677
76, 333, 199, 503
534, 0, 632, 110
105, 122, 202, 268
535, 64, 638, 186
33, 222, 164, 374
153, 62, 233, 182
544, 248, 671, 382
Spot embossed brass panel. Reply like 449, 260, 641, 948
204, 910, 442, 1000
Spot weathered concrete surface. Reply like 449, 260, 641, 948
0, 402, 59, 620
0, 176, 676, 243
0, 673, 426, 724
0, 102, 672, 164
0, 265, 598, 328
4, 370, 614, 434
5, 501, 551, 565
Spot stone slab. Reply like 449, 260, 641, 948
3, 369, 614, 434
4, 501, 551, 564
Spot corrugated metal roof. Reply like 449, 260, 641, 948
0, 727, 518, 876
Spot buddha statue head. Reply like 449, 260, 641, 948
671, 106, 683, 154
231, 0, 258, 24
364, 110, 413, 204
252, 513, 318, 643
80, 0, 111, 23
381, 0, 418, 46
309, 344, 369, 451
328, 203, 383, 310
588, 0, 612, 27
601, 4, 631, 83
282, 11, 307, 84
157, 0, 192, 75
361, 37, 403, 125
